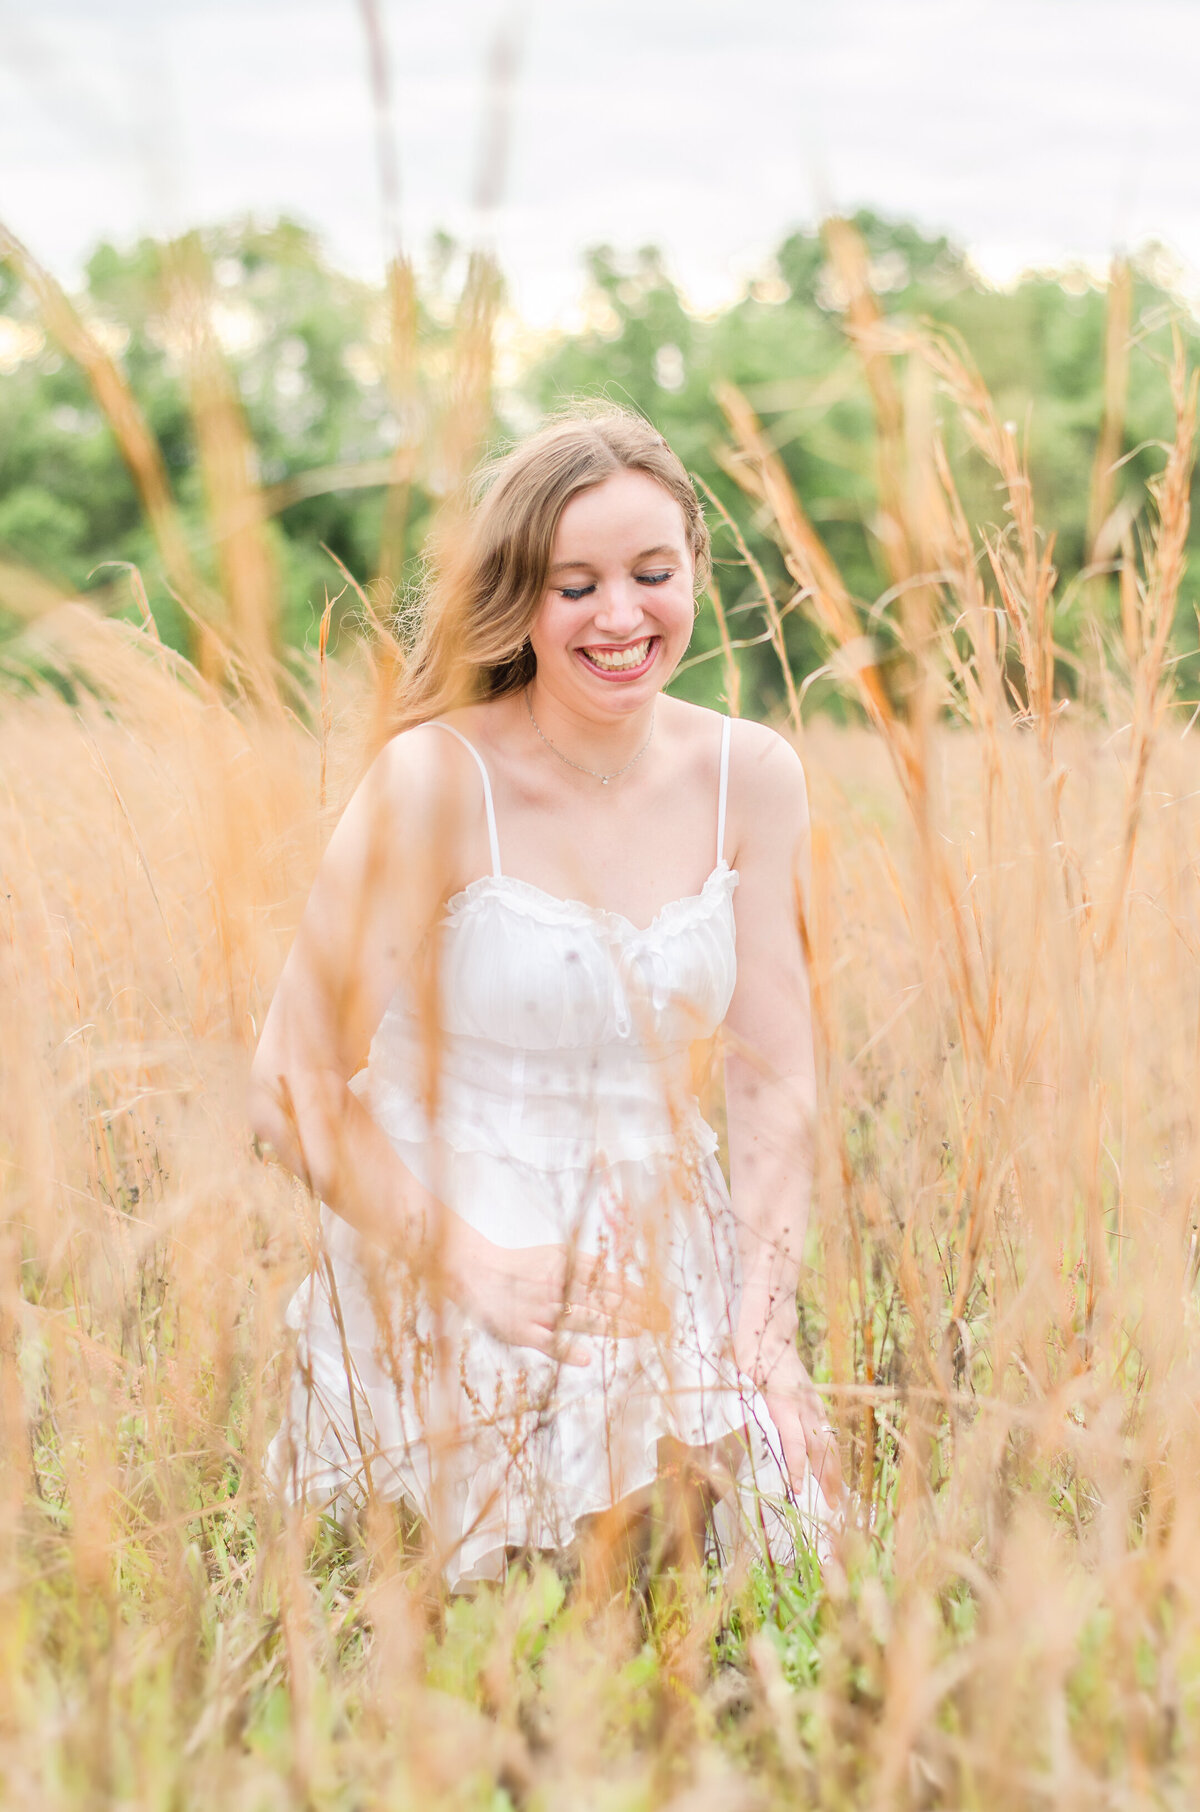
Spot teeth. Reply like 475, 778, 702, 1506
582, 639, 652, 672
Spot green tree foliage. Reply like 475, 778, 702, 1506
1, 211, 1195, 714
0, 220, 458, 657
533, 212, 1196, 714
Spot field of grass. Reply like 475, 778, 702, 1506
4, 213, 1200, 1807
5, 596, 1200, 1807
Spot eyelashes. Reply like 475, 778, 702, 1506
558, 571, 673, 601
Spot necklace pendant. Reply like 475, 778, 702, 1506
601, 776, 609, 785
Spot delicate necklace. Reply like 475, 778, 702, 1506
524, 687, 654, 785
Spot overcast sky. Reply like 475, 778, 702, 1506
2, 0, 1198, 325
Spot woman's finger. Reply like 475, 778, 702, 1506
525, 1324, 593, 1368
575, 1274, 670, 1333
578, 1273, 637, 1305
574, 1302, 665, 1338
520, 1257, 640, 1316
524, 1252, 665, 1331
762, 1372, 845, 1510
541, 1304, 647, 1341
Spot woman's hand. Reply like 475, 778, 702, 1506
734, 1305, 843, 1510
439, 1214, 662, 1366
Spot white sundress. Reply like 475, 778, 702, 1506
268, 713, 824, 1587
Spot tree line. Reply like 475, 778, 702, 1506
0, 210, 1195, 718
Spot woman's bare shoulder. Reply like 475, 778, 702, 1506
725, 717, 809, 843
661, 696, 795, 754
370, 714, 490, 804
729, 713, 805, 772
658, 695, 742, 752
317, 720, 487, 894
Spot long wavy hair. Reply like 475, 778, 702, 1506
392, 408, 711, 732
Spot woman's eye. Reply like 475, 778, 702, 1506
559, 584, 595, 601
637, 570, 673, 586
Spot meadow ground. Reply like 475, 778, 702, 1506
5, 590, 1200, 1809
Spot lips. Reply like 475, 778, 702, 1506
576, 636, 660, 679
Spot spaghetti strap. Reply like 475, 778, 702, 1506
716, 715, 731, 866
426, 722, 503, 877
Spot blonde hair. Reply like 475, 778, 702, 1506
393, 408, 710, 731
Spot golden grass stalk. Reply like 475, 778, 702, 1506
159, 232, 281, 694
696, 464, 800, 731
375, 253, 421, 598
437, 249, 503, 499
824, 217, 949, 749
821, 214, 915, 595
430, 18, 519, 508
713, 380, 892, 732
703, 571, 742, 718
1086, 254, 1135, 565
0, 219, 219, 666
1101, 328, 1197, 956
358, 0, 421, 599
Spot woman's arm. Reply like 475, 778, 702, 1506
249, 731, 443, 1210
248, 728, 643, 1363
723, 722, 843, 1507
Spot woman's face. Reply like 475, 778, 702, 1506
528, 468, 696, 716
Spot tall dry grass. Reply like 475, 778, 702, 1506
3, 215, 1200, 1806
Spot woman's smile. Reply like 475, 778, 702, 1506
575, 635, 661, 680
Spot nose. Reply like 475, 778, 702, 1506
590, 577, 645, 638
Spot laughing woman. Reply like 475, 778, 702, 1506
249, 409, 842, 1590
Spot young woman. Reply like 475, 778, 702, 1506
250, 410, 842, 1590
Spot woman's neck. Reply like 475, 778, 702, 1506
523, 680, 658, 780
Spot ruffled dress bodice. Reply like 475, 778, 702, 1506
358, 860, 738, 1176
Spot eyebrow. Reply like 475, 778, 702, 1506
548, 544, 682, 574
